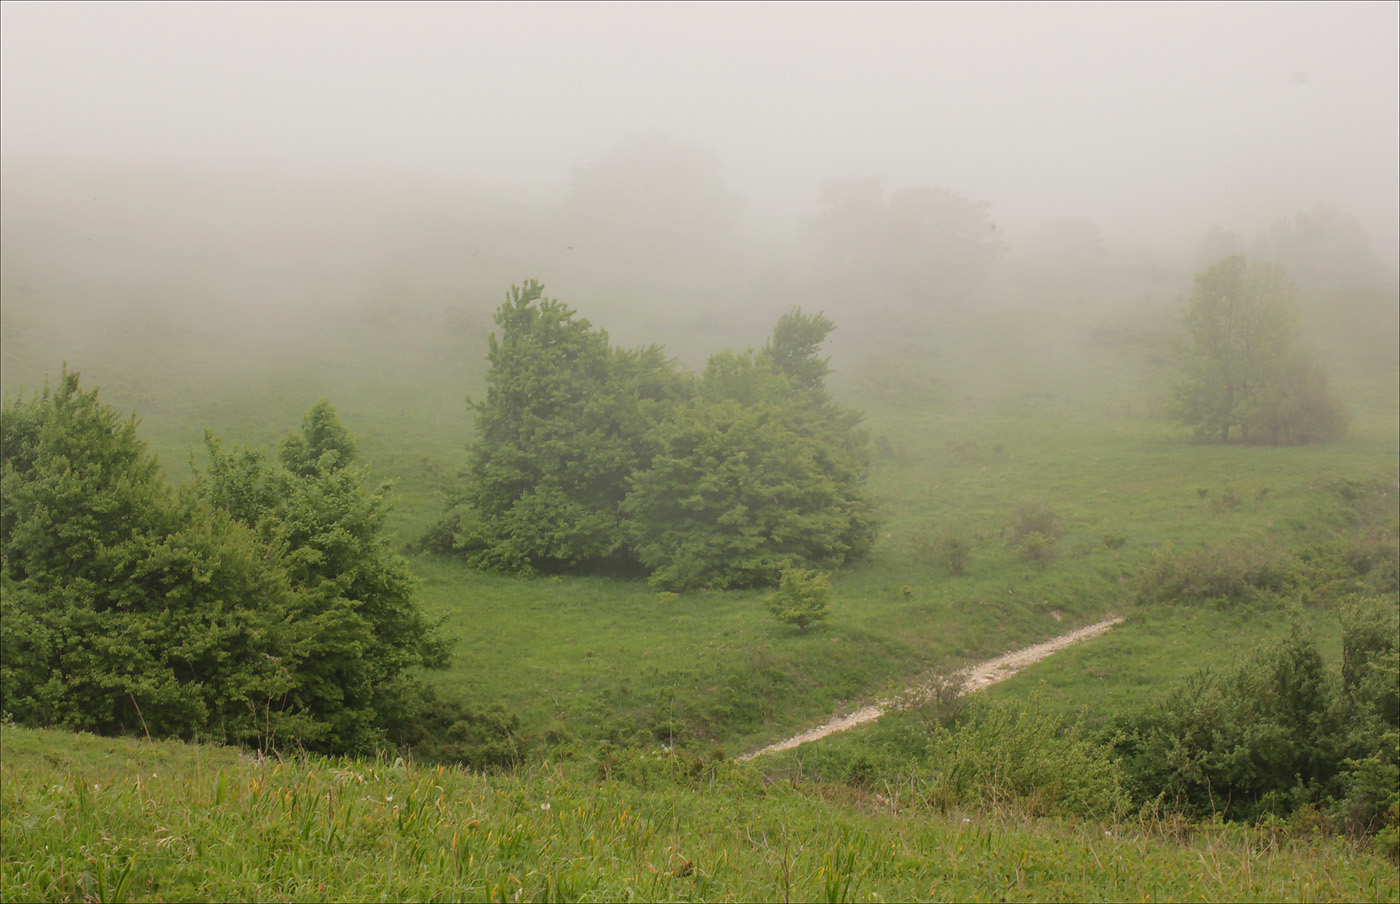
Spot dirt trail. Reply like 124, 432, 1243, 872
737, 616, 1124, 761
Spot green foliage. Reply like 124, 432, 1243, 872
1133, 543, 1294, 609
379, 682, 526, 770
277, 397, 358, 478
783, 699, 1128, 820
0, 370, 293, 743
444, 281, 688, 575
198, 400, 450, 753
765, 568, 832, 633
624, 314, 875, 590
1008, 504, 1063, 569
1171, 256, 1348, 444
445, 289, 875, 591
1117, 628, 1348, 821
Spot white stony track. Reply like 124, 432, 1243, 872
737, 616, 1124, 761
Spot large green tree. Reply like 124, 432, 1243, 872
1170, 256, 1347, 445
0, 374, 449, 753
199, 399, 450, 752
0, 371, 293, 742
623, 310, 876, 590
444, 281, 688, 575
436, 289, 875, 591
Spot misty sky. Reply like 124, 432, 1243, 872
2, 1, 1397, 252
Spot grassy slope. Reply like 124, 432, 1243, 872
4, 726, 1395, 903
3, 266, 1397, 900
3, 275, 1396, 752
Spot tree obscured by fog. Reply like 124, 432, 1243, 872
801, 177, 1003, 307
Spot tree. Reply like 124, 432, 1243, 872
765, 568, 832, 633
1170, 256, 1346, 445
442, 281, 688, 575
563, 132, 741, 262
622, 311, 876, 591
1252, 205, 1387, 292
0, 370, 294, 743
199, 399, 449, 752
803, 178, 1002, 306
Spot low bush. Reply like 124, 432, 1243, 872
1132, 543, 1294, 608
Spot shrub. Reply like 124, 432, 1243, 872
1248, 352, 1350, 446
1016, 532, 1058, 569
1008, 504, 1063, 569
931, 531, 972, 576
921, 700, 1129, 819
1132, 543, 1293, 608
765, 568, 832, 633
1117, 629, 1343, 821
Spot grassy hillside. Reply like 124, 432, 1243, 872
3, 201, 1397, 898
3, 726, 1395, 903
3, 267, 1396, 752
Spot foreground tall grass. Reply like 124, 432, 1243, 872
2, 727, 1395, 903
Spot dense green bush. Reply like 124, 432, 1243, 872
1132, 543, 1295, 608
1, 371, 295, 743
1, 373, 452, 756
1113, 612, 1398, 831
442, 281, 688, 575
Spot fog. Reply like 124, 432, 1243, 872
2, 2, 1397, 368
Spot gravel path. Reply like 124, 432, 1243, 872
737, 616, 1124, 761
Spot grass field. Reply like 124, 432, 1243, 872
4, 726, 1396, 903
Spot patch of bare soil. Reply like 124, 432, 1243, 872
738, 616, 1124, 761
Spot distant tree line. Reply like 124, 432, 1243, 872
1, 373, 518, 764
424, 282, 877, 590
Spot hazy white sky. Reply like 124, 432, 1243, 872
2, 1, 1396, 249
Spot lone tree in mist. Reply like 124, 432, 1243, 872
1170, 256, 1347, 445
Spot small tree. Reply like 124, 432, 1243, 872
765, 568, 832, 633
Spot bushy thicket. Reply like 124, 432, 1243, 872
1118, 505, 1398, 843
1113, 605, 1398, 838
429, 283, 876, 590
0, 373, 487, 761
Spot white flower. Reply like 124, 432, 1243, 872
540, 802, 551, 811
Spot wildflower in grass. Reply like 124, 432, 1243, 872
541, 802, 551, 812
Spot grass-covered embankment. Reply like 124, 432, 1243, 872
3, 726, 1396, 903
